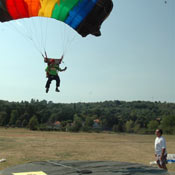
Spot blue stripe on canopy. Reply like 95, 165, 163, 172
65, 0, 97, 29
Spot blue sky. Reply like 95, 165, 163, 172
0, 0, 174, 103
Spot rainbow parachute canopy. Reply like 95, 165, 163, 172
0, 0, 113, 37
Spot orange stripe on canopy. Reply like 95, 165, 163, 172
24, 0, 41, 16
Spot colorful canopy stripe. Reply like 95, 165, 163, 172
0, 0, 113, 37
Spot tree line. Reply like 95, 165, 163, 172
0, 99, 175, 134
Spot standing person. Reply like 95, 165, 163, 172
45, 58, 67, 93
154, 129, 168, 170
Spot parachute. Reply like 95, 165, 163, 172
0, 0, 113, 37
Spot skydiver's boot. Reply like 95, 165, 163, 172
46, 88, 49, 93
55, 87, 60, 92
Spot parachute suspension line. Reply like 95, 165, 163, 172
34, 16, 49, 57
4, 21, 31, 40
63, 24, 70, 55
27, 18, 38, 45
28, 17, 47, 56
60, 23, 67, 57
21, 19, 33, 38
4, 21, 42, 55
32, 17, 46, 55
38, 17, 45, 54
60, 22, 77, 57
43, 17, 49, 53
4, 20, 43, 55
24, 17, 45, 55
24, 17, 49, 56
0, 6, 43, 55
63, 33, 76, 56
22, 18, 43, 54
1, 5, 29, 39
9, 17, 44, 55
60, 21, 67, 56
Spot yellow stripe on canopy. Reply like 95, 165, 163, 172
39, 0, 60, 17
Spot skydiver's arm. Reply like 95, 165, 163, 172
58, 66, 67, 72
63, 66, 67, 71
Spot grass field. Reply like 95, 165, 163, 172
0, 128, 175, 173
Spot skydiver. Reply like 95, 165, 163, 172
45, 57, 67, 93
44, 54, 64, 77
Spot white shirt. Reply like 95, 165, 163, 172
155, 136, 167, 156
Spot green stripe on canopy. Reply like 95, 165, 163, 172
51, 0, 80, 21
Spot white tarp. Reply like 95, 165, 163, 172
150, 154, 175, 165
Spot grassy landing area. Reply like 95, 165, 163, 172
0, 128, 175, 172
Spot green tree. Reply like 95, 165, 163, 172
16, 119, 22, 127
133, 123, 141, 133
84, 117, 94, 127
22, 119, 28, 127
61, 120, 72, 131
125, 120, 134, 133
70, 114, 82, 132
112, 125, 118, 132
112, 120, 124, 132
28, 115, 39, 130
161, 115, 175, 134
147, 120, 159, 133
81, 117, 94, 132
9, 110, 19, 126
49, 113, 57, 123
20, 112, 30, 127
0, 112, 8, 126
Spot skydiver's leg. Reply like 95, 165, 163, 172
45, 76, 53, 93
55, 75, 60, 92
45, 77, 51, 88
55, 75, 60, 87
